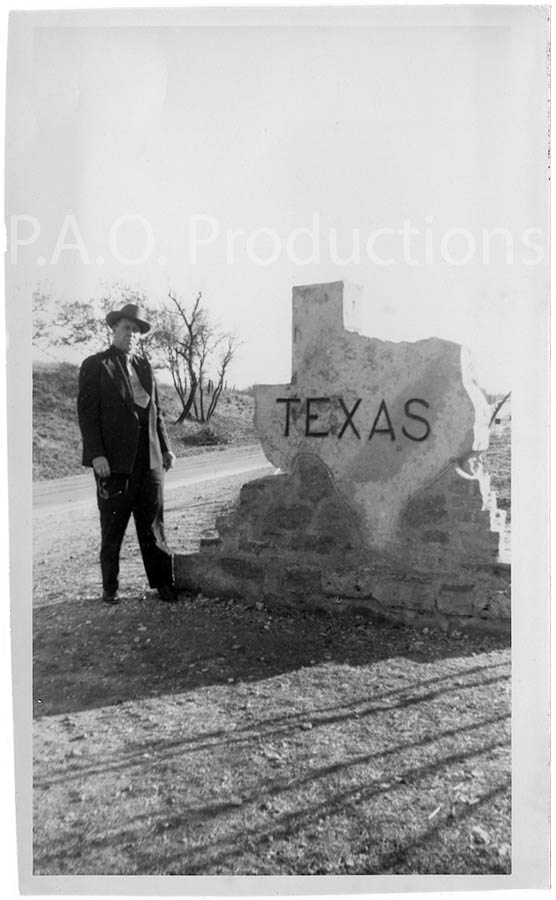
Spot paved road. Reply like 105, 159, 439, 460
33, 444, 275, 513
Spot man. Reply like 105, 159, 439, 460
77, 302, 178, 604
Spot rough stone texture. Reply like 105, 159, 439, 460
255, 281, 492, 554
214, 454, 364, 561
175, 281, 510, 632
401, 457, 508, 569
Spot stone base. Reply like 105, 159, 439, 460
174, 451, 510, 634
174, 547, 511, 634
174, 549, 510, 634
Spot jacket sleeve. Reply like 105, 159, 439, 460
77, 356, 107, 461
154, 376, 171, 454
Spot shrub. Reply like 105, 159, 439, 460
182, 426, 230, 447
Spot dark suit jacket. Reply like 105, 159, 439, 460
77, 346, 171, 474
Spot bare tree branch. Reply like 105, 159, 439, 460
489, 392, 511, 428
148, 291, 239, 424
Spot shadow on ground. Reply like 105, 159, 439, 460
34, 591, 510, 718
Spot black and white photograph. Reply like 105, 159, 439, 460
4, 4, 550, 891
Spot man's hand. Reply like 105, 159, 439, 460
92, 456, 111, 478
162, 451, 176, 472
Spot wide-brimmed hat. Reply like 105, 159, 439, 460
106, 303, 151, 335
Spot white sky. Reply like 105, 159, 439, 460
6, 9, 549, 390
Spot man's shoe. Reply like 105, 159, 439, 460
102, 589, 120, 605
157, 584, 179, 604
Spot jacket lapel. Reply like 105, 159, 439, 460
102, 351, 136, 412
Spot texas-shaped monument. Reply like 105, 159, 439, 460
175, 282, 510, 632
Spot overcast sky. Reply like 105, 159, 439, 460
7, 7, 549, 390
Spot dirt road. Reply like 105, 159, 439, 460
33, 444, 273, 513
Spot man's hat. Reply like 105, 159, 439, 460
106, 303, 151, 334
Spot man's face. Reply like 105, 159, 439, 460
111, 318, 140, 354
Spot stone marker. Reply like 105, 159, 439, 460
175, 281, 510, 632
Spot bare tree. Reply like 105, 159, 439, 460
205, 335, 236, 422
148, 290, 239, 424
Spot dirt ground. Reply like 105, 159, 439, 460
33, 463, 511, 876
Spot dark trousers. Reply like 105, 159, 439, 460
96, 430, 173, 593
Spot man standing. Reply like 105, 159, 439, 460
77, 302, 178, 604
